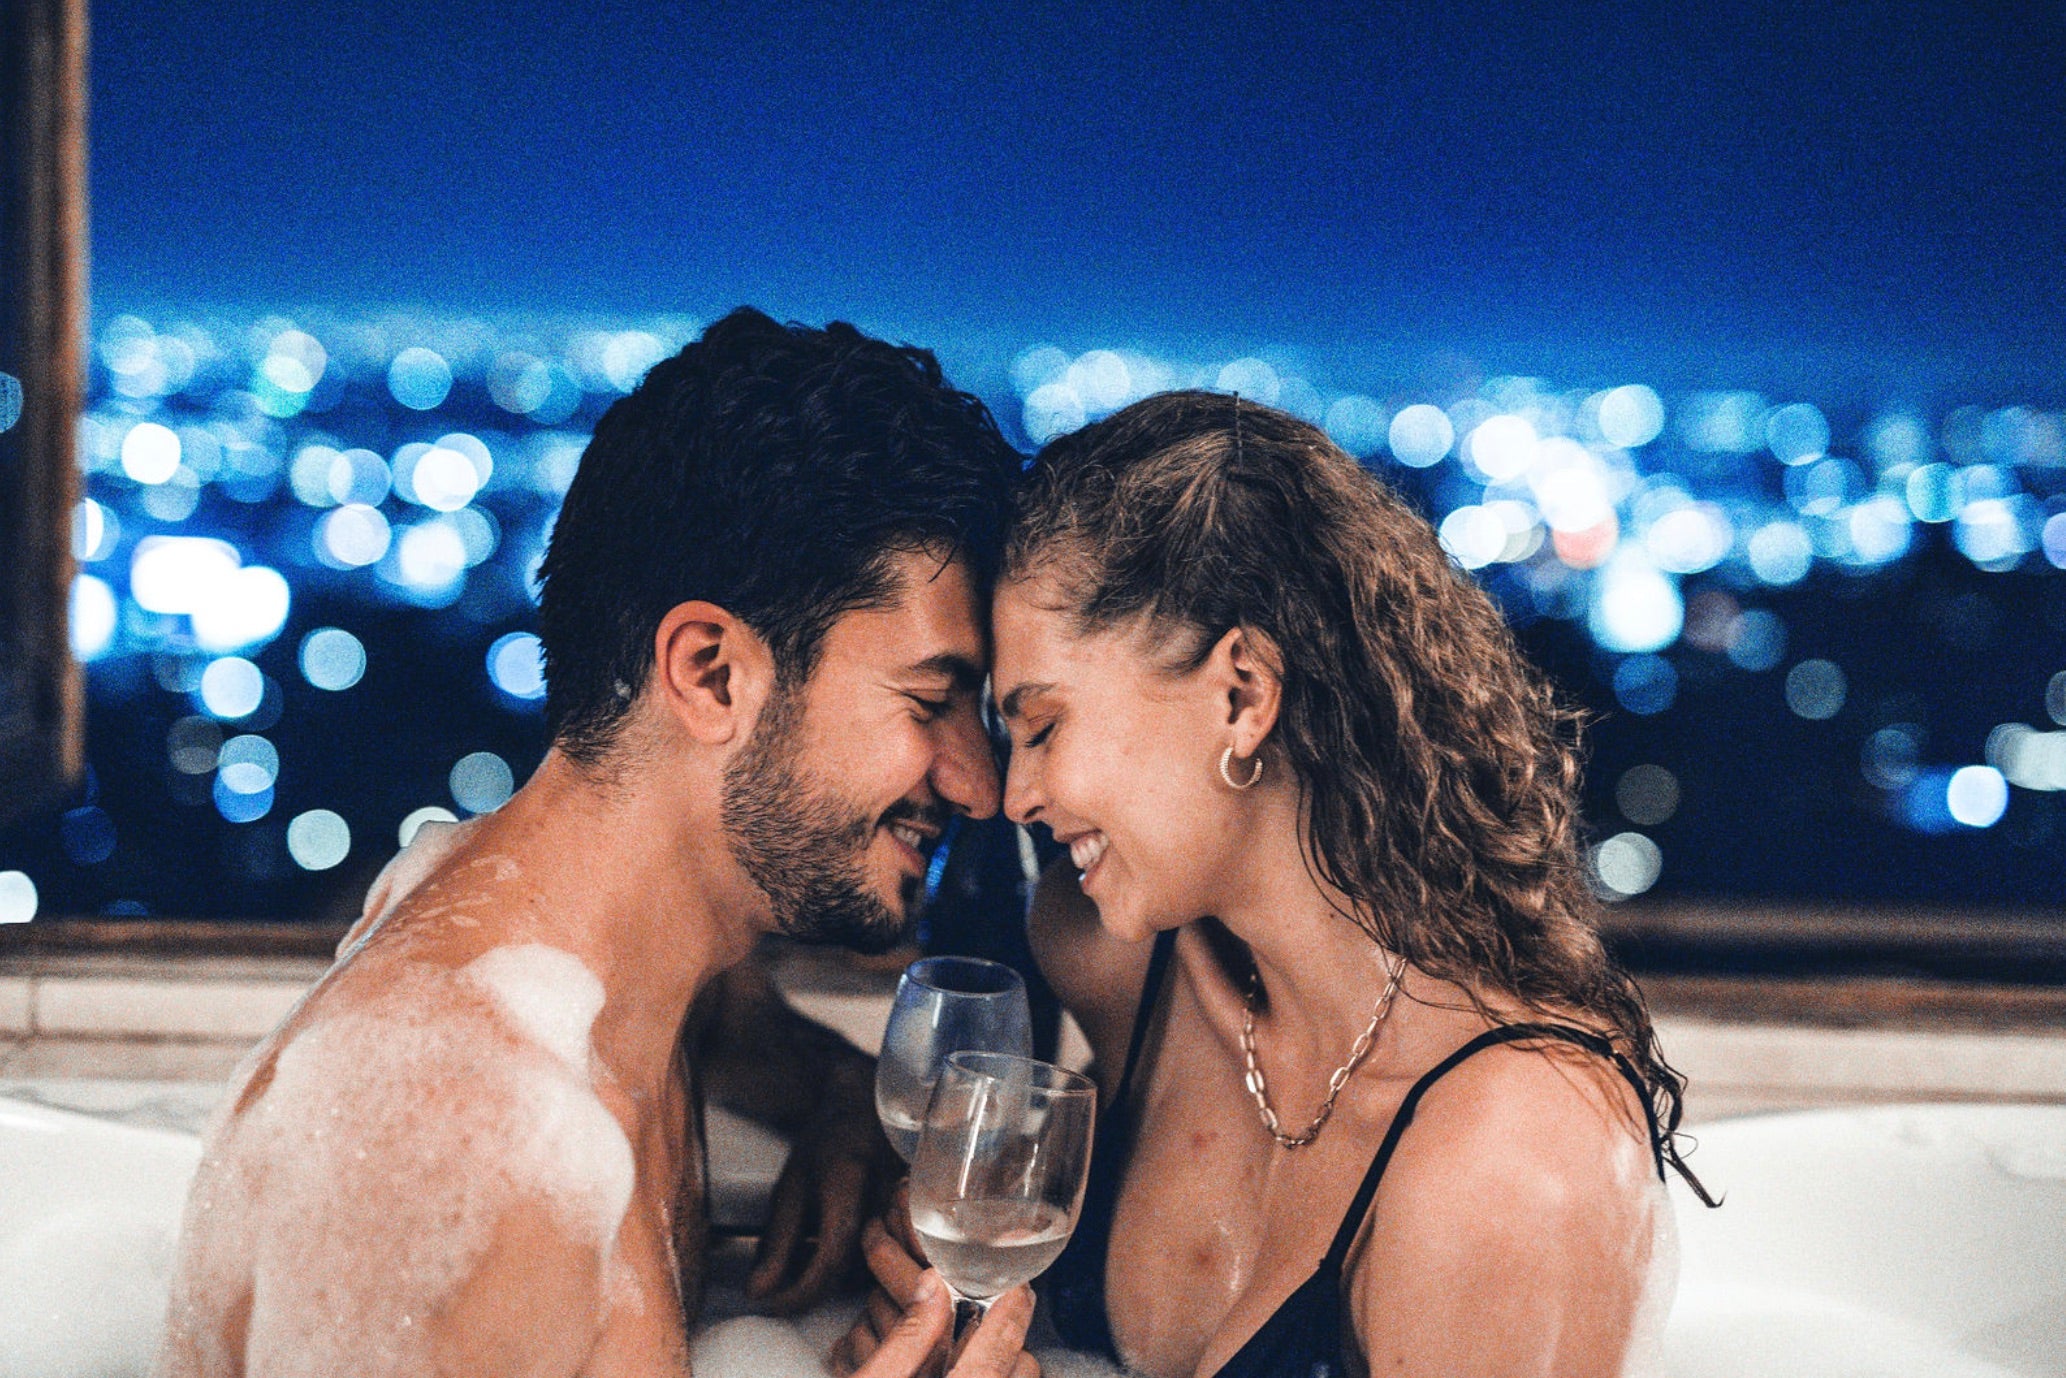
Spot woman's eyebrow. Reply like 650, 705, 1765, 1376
997, 682, 1055, 720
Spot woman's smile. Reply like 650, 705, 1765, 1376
1063, 830, 1110, 883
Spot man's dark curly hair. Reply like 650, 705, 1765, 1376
536, 307, 1018, 763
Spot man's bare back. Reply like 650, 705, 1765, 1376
159, 822, 705, 1375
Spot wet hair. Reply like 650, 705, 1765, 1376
1007, 390, 1708, 1194
536, 307, 1018, 763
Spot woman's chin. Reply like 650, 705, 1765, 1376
1092, 900, 1173, 946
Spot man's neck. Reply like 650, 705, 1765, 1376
457, 747, 765, 1096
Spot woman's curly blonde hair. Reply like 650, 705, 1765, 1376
1008, 390, 1706, 1190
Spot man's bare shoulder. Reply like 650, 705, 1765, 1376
170, 946, 639, 1375
227, 942, 635, 1209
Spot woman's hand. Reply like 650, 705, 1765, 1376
848, 1272, 1039, 1378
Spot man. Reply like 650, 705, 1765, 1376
157, 309, 1035, 1377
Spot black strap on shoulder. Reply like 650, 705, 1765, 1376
1110, 927, 1180, 1111
1322, 1022, 1666, 1269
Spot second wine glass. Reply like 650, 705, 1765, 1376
875, 955, 1033, 1162
907, 1051, 1096, 1334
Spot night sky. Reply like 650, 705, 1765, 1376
90, 0, 2066, 394
8, 0, 2061, 927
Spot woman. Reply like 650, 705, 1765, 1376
843, 391, 1709, 1378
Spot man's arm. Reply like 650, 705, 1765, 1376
219, 1167, 614, 1377
424, 1198, 612, 1376
686, 955, 903, 1313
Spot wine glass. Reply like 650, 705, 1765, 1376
908, 1051, 1096, 1335
875, 956, 1033, 1162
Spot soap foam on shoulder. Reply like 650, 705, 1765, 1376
159, 959, 634, 1373
462, 943, 606, 1070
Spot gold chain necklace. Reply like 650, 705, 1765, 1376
1240, 954, 1406, 1149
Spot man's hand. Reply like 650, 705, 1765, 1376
848, 1271, 1038, 1378
745, 1094, 904, 1313
688, 957, 906, 1314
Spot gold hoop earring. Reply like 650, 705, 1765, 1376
1219, 745, 1263, 790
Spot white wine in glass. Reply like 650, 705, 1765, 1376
875, 956, 1033, 1162
908, 1051, 1096, 1332
908, 1197, 1075, 1300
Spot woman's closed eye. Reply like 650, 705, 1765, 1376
1019, 721, 1055, 750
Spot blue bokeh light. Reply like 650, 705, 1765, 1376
198, 657, 265, 720
1388, 404, 1454, 468
487, 632, 547, 700
1726, 610, 1787, 672
286, 809, 352, 870
1945, 766, 2009, 829
300, 627, 368, 691
1587, 557, 1683, 654
48, 293, 2066, 915
0, 871, 36, 924
450, 751, 516, 814
69, 574, 118, 660
387, 346, 454, 410
1612, 655, 1679, 716
60, 806, 118, 865
213, 773, 274, 823
217, 734, 280, 795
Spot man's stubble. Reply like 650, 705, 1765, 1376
720, 684, 918, 954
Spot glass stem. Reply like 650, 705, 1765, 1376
949, 1289, 993, 1343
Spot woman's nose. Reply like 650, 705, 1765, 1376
1002, 754, 1041, 826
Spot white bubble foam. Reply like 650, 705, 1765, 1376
694, 1315, 832, 1378
1622, 1186, 1679, 1378
160, 954, 634, 1373
337, 816, 470, 957
1658, 1285, 2024, 1378
464, 943, 604, 1071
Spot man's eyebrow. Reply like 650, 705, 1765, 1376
997, 682, 1055, 720
904, 653, 986, 693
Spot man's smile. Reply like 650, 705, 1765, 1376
881, 817, 943, 874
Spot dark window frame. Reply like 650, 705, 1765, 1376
0, 0, 88, 832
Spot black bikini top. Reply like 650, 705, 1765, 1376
1042, 927, 1671, 1378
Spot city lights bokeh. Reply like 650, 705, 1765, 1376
3, 306, 2062, 920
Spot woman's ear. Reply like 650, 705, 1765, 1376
1206, 625, 1283, 756
651, 600, 776, 745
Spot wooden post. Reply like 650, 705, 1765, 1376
0, 0, 89, 828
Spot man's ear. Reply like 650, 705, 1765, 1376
1206, 625, 1283, 757
651, 601, 775, 745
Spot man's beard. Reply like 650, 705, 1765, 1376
721, 686, 922, 954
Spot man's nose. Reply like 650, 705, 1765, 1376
932, 711, 1002, 820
